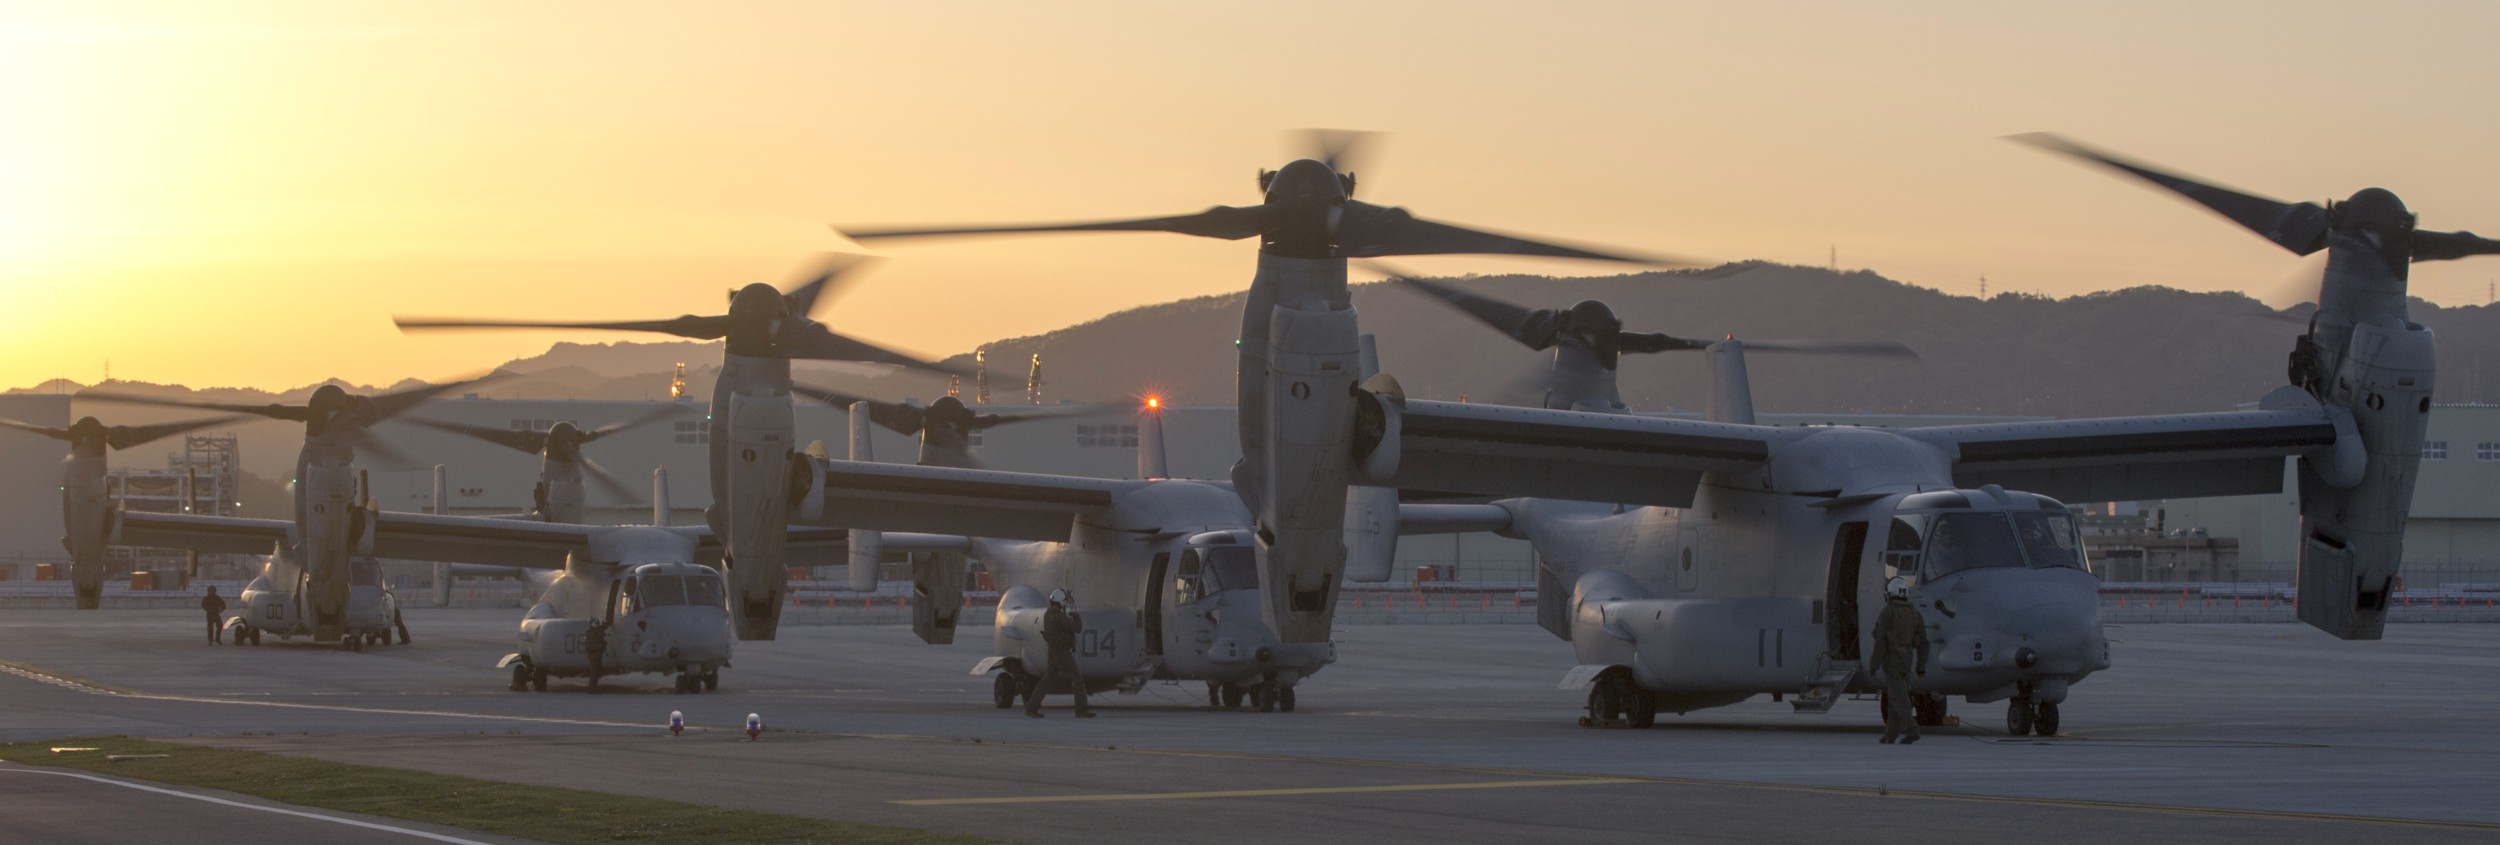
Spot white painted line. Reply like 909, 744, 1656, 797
0, 766, 500, 844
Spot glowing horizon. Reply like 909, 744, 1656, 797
7, 1, 2498, 391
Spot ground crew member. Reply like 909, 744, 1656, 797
200, 586, 226, 644
585, 617, 610, 691
392, 606, 411, 645
1025, 589, 1094, 718
1872, 577, 1930, 744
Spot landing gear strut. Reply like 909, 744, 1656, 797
2007, 687, 2059, 736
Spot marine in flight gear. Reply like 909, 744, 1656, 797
1025, 589, 1093, 718
1872, 577, 1930, 744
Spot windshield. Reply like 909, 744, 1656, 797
635, 575, 689, 607
1202, 546, 1258, 593
1923, 512, 2026, 579
2014, 512, 2086, 570
684, 573, 724, 608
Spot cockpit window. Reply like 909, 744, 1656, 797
635, 575, 689, 607
1202, 546, 1258, 594
684, 573, 724, 608
2014, 512, 2086, 570
1923, 513, 2026, 579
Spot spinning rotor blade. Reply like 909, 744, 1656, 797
789, 384, 927, 435
1338, 201, 1688, 264
838, 205, 1273, 243
1620, 335, 1921, 359
1298, 128, 1380, 176
105, 416, 249, 451
369, 375, 504, 422
2009, 133, 2331, 257
780, 253, 882, 321
777, 322, 968, 375
79, 393, 313, 423
347, 429, 426, 472
1392, 276, 1561, 350
400, 417, 546, 455
393, 314, 736, 341
585, 404, 689, 441
966, 403, 1122, 431
579, 456, 642, 506
0, 418, 70, 441
2413, 230, 2500, 262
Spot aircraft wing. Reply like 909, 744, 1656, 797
366, 512, 609, 570
1396, 503, 1515, 534
1907, 395, 2340, 502
1364, 398, 1775, 507
883, 533, 975, 553
796, 459, 1135, 541
115, 511, 289, 556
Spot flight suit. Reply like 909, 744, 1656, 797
200, 590, 227, 644
1025, 604, 1091, 717
585, 618, 610, 690
1871, 596, 1930, 743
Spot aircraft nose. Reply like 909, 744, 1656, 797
2004, 589, 2103, 674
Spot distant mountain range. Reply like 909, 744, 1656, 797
19, 262, 2500, 482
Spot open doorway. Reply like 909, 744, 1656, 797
1825, 521, 1867, 661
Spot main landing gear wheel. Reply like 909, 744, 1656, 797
675, 671, 701, 694
1627, 690, 1657, 729
1277, 686, 1297, 713
344, 635, 364, 653
530, 668, 548, 692
994, 673, 1022, 709
1251, 685, 1276, 713
1220, 684, 1244, 709
2006, 697, 2036, 736
2033, 701, 2060, 736
702, 669, 719, 692
1205, 682, 1221, 708
509, 663, 531, 692
1581, 672, 1635, 728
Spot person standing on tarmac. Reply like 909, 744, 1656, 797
200, 586, 226, 644
1872, 577, 1930, 744
1025, 589, 1094, 718
585, 617, 609, 692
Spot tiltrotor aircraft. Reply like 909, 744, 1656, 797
88, 379, 489, 645
403, 404, 686, 524
1330, 135, 2459, 734
804, 392, 1338, 711
1388, 272, 1914, 413
397, 255, 961, 641
841, 130, 1670, 643
0, 413, 241, 609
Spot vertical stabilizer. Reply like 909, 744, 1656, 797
1138, 400, 1170, 480
1705, 340, 1757, 425
1345, 333, 1398, 581
432, 465, 451, 606
847, 402, 875, 463
651, 466, 670, 527
845, 400, 881, 592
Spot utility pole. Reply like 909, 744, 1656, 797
1979, 275, 1988, 299
1828, 245, 1837, 273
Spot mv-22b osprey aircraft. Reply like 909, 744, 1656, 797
87, 380, 491, 646
0, 413, 243, 609
1334, 134, 2473, 734
841, 130, 1674, 645
398, 255, 963, 642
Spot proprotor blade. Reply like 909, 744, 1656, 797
837, 205, 1273, 243
2413, 230, 2500, 262
79, 393, 315, 423
104, 416, 250, 451
1620, 336, 1919, 359
368, 374, 504, 422
775, 323, 968, 376
0, 418, 72, 441
399, 417, 548, 455
2008, 133, 2331, 256
789, 384, 927, 435
393, 314, 737, 341
1337, 201, 1692, 264
1297, 128, 1380, 175
780, 253, 882, 321
1392, 276, 1563, 350
585, 403, 690, 441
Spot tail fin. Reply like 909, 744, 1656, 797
847, 402, 875, 462
1138, 398, 1170, 480
1344, 333, 1398, 581
1705, 340, 1757, 425
651, 466, 670, 527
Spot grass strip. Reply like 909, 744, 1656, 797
0, 735, 1014, 845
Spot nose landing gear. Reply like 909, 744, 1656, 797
2006, 684, 2060, 736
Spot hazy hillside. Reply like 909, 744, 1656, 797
20, 262, 2500, 482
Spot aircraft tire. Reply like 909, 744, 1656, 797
1913, 693, 1950, 727
2033, 701, 2059, 736
1252, 685, 1275, 713
702, 669, 719, 692
1627, 690, 1657, 728
1277, 686, 1296, 713
248, 628, 262, 646
993, 673, 1020, 709
675, 672, 698, 694
1205, 682, 1220, 708
2006, 698, 2035, 736
530, 668, 548, 692
509, 662, 531, 692
1220, 684, 1244, 708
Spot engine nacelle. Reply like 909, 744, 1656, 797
910, 551, 967, 645
2297, 320, 2433, 640
721, 389, 796, 641
1256, 304, 1361, 643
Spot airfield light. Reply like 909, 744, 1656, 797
745, 712, 763, 741
1146, 396, 1161, 411
669, 710, 684, 737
